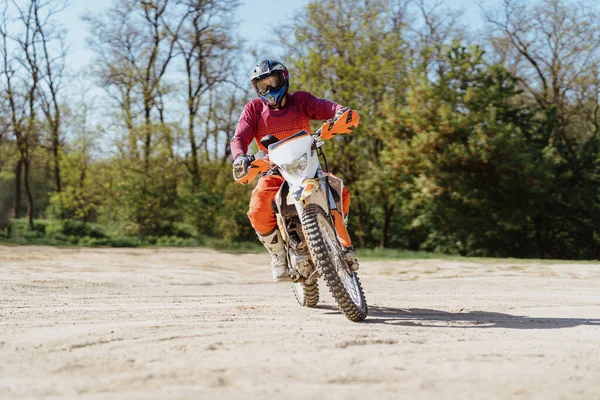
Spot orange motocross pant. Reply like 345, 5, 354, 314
248, 174, 352, 247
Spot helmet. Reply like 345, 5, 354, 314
250, 59, 290, 108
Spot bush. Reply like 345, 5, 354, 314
153, 236, 201, 247
62, 220, 106, 238
0, 217, 262, 251
102, 237, 141, 247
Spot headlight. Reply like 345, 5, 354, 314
281, 154, 308, 175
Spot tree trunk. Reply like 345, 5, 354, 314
533, 214, 548, 259
407, 227, 420, 251
188, 112, 200, 186
13, 159, 23, 219
379, 204, 395, 248
356, 203, 369, 248
23, 158, 34, 229
144, 106, 152, 172
53, 132, 61, 193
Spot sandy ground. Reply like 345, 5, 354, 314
1, 245, 599, 400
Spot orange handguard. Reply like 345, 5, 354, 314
318, 109, 360, 140
233, 157, 271, 185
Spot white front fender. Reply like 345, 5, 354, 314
289, 178, 333, 218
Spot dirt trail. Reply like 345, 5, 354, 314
1, 245, 599, 399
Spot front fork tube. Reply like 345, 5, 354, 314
332, 210, 351, 247
322, 178, 352, 248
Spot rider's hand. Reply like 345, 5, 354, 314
335, 106, 350, 120
327, 106, 350, 124
233, 154, 252, 176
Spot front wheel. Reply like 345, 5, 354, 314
302, 203, 368, 322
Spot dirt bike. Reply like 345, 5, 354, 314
233, 109, 368, 322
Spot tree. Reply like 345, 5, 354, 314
279, 0, 412, 247
382, 45, 545, 256
408, 0, 466, 78
1, 0, 44, 228
48, 76, 104, 222
35, 0, 67, 194
481, 0, 600, 258
174, 0, 240, 185
83, 0, 248, 236
85, 0, 188, 234
86, 0, 185, 171
481, 0, 600, 153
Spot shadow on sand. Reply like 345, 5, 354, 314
316, 305, 600, 329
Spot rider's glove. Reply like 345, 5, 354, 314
328, 106, 350, 124
335, 106, 350, 119
233, 154, 252, 176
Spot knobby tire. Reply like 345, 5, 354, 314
302, 203, 368, 322
292, 281, 319, 307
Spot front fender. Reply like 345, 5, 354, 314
288, 178, 330, 217
298, 179, 320, 203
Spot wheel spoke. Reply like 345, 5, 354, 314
292, 281, 319, 308
316, 214, 364, 309
302, 203, 367, 321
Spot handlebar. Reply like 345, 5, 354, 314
233, 108, 360, 186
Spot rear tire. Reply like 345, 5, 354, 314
302, 203, 367, 322
292, 281, 319, 307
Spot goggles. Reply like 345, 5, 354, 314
254, 74, 284, 95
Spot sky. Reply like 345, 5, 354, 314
60, 0, 489, 71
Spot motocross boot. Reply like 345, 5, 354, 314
257, 229, 291, 283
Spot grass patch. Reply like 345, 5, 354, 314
357, 248, 452, 261
2, 219, 598, 262
0, 220, 466, 259
201, 237, 264, 254
0, 218, 264, 253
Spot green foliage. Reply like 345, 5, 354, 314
357, 248, 452, 261
48, 150, 105, 222
104, 155, 182, 236
384, 46, 539, 255
381, 44, 600, 258
2, 0, 600, 260
1, 219, 205, 248
178, 162, 254, 243
284, 0, 411, 248
45, 219, 107, 239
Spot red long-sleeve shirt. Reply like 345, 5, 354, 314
230, 91, 342, 159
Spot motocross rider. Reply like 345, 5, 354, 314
231, 59, 359, 282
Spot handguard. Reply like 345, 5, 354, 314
318, 108, 360, 140
233, 156, 271, 185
